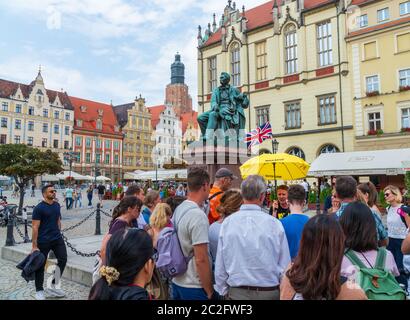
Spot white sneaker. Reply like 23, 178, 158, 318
47, 285, 66, 298
35, 290, 46, 300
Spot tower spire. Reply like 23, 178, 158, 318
212, 13, 217, 32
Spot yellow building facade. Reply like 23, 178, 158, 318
114, 96, 155, 172
197, 0, 355, 164
346, 0, 410, 150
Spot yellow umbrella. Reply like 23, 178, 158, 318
240, 153, 310, 181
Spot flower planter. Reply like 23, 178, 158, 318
366, 91, 380, 97
401, 127, 410, 133
367, 129, 383, 136
399, 86, 410, 92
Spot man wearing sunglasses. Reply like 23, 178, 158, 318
31, 184, 67, 300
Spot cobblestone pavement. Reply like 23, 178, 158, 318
0, 192, 120, 300
0, 258, 90, 300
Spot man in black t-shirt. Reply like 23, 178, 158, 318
97, 184, 106, 207
269, 185, 290, 219
32, 184, 67, 300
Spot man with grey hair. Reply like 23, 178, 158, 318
215, 175, 291, 300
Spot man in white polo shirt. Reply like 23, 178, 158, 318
215, 175, 291, 300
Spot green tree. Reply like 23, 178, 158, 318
405, 171, 410, 199
0, 144, 63, 214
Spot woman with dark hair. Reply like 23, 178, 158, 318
280, 214, 367, 300
356, 185, 389, 248
100, 196, 143, 264
141, 190, 161, 225
339, 201, 399, 282
357, 182, 379, 214
89, 228, 155, 300
165, 195, 186, 215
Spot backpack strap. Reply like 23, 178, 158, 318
344, 250, 367, 269
208, 191, 224, 201
172, 202, 198, 261
375, 247, 387, 270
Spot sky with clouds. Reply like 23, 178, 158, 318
0, 0, 267, 108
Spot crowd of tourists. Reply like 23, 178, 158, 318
27, 168, 410, 300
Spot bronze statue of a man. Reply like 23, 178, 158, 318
197, 72, 249, 141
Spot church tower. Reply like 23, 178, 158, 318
165, 53, 192, 116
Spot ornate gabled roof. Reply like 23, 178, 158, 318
0, 78, 73, 110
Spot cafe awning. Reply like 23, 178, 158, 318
308, 148, 410, 177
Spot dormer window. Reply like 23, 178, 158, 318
76, 119, 83, 127
114, 125, 120, 132
37, 89, 43, 95
96, 119, 102, 130
80, 105, 87, 113
98, 109, 104, 117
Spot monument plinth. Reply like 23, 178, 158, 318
183, 143, 251, 187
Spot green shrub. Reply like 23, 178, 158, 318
308, 190, 318, 204
405, 171, 410, 198
378, 190, 388, 208
320, 187, 332, 204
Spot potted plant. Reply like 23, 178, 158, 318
399, 85, 410, 92
378, 190, 389, 213
366, 90, 380, 97
308, 190, 318, 210
401, 127, 410, 133
405, 171, 410, 205
367, 129, 377, 136
376, 129, 384, 136
116, 186, 123, 200
64, 176, 75, 186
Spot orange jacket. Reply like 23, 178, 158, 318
208, 186, 224, 224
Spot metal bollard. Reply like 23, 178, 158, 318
23, 208, 30, 243
95, 203, 101, 235
5, 206, 15, 246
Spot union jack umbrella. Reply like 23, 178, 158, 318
245, 122, 273, 149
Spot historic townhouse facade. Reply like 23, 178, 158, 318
181, 110, 200, 153
70, 96, 123, 182
149, 104, 183, 168
197, 0, 355, 163
346, 0, 410, 150
0, 71, 74, 168
114, 95, 155, 172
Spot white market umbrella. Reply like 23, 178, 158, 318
56, 171, 88, 180
96, 175, 111, 182
0, 175, 10, 181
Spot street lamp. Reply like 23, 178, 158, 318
271, 138, 279, 200
271, 138, 279, 154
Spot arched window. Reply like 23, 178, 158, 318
287, 147, 306, 160
230, 42, 241, 86
284, 24, 298, 75
319, 144, 340, 155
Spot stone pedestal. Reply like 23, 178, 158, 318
183, 143, 252, 188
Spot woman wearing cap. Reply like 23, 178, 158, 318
89, 228, 155, 300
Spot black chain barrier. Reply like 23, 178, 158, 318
100, 209, 112, 218
14, 221, 25, 238
6, 206, 102, 257
61, 234, 100, 257
61, 209, 96, 233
